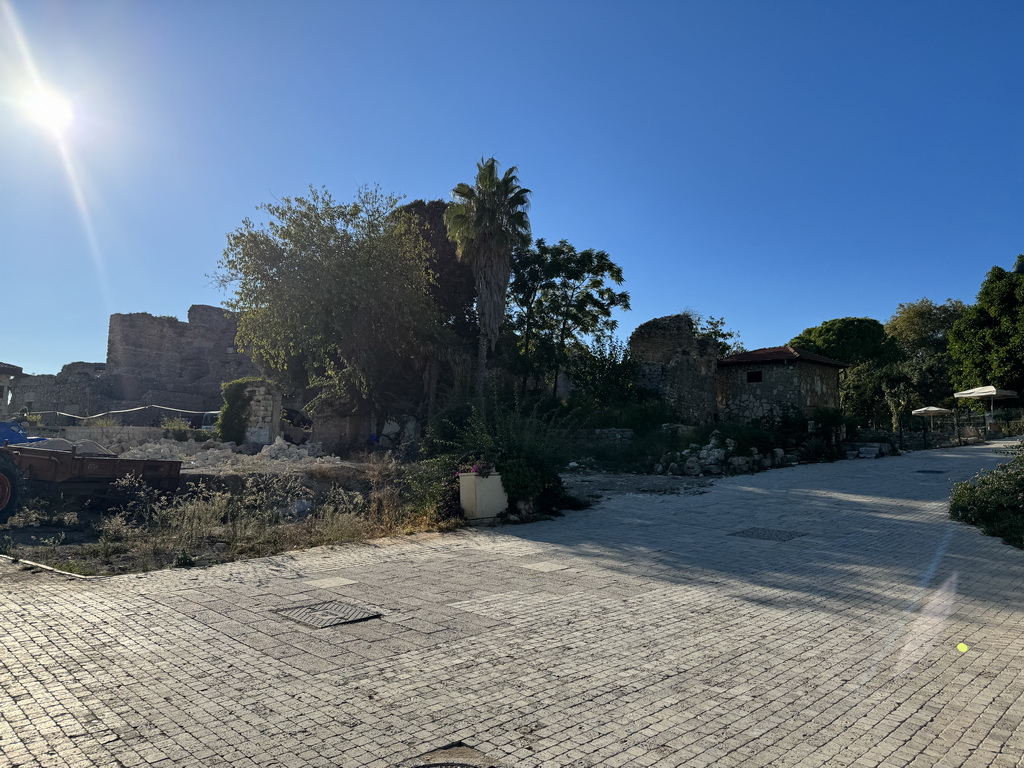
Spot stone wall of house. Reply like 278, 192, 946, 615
797, 362, 841, 412
628, 314, 718, 425
8, 305, 257, 426
717, 361, 840, 423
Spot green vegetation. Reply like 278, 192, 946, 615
444, 157, 532, 396
215, 186, 440, 417
949, 260, 1024, 403
950, 451, 1024, 547
216, 377, 263, 444
0, 462, 464, 575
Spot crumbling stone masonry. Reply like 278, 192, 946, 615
8, 305, 258, 425
628, 314, 719, 425
243, 382, 282, 444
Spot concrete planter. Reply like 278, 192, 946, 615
459, 472, 508, 523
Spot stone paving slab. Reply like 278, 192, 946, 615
3, 442, 1024, 766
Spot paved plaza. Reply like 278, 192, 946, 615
3, 441, 1024, 767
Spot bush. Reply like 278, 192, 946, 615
950, 452, 1024, 547
422, 391, 579, 517
217, 377, 264, 444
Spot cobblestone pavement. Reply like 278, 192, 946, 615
3, 442, 1024, 768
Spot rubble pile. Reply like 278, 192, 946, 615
259, 436, 325, 460
117, 436, 343, 472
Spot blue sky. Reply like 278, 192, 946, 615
2, 0, 1022, 375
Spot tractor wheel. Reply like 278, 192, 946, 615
0, 450, 25, 524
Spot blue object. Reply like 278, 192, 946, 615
0, 421, 46, 445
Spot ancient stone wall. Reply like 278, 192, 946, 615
628, 314, 718, 425
717, 361, 840, 423
243, 383, 282, 445
8, 306, 257, 426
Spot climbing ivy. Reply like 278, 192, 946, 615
217, 377, 264, 444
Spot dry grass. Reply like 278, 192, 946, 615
1, 454, 463, 574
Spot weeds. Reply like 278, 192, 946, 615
4, 460, 463, 575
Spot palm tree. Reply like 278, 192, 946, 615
444, 157, 531, 395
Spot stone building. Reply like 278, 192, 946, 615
717, 346, 845, 424
628, 314, 719, 425
8, 305, 258, 425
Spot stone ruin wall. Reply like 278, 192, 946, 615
628, 314, 719, 425
8, 305, 257, 426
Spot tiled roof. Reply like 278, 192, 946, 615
718, 345, 847, 368
0, 361, 23, 376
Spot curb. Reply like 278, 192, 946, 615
0, 553, 110, 580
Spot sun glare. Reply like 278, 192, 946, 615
23, 85, 74, 138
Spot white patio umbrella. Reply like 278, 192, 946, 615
912, 405, 952, 429
953, 385, 1018, 411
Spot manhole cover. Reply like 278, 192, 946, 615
728, 527, 808, 542
915, 470, 946, 474
278, 600, 380, 628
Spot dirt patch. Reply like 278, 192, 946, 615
561, 471, 713, 504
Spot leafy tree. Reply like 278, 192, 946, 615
508, 239, 630, 397
398, 199, 476, 342
689, 313, 745, 357
885, 298, 967, 408
566, 337, 638, 407
949, 260, 1024, 398
791, 317, 902, 427
444, 158, 531, 395
215, 185, 439, 416
789, 317, 898, 365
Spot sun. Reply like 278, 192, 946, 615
22, 85, 74, 138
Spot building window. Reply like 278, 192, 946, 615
746, 370, 763, 383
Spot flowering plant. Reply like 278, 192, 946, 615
456, 458, 494, 478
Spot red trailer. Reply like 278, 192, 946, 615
0, 442, 181, 521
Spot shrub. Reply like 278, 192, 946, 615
217, 377, 264, 444
950, 452, 1024, 547
161, 416, 193, 441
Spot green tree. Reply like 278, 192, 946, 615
444, 158, 532, 396
686, 312, 745, 357
789, 317, 898, 365
949, 260, 1024, 398
215, 185, 439, 416
508, 239, 630, 397
885, 298, 967, 408
791, 317, 902, 427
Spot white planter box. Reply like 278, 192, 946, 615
459, 472, 508, 522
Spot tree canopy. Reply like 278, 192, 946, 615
949, 262, 1024, 396
885, 298, 966, 408
507, 239, 630, 396
215, 186, 439, 415
789, 317, 897, 365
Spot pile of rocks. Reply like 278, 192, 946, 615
258, 436, 324, 461
116, 436, 343, 472
652, 433, 792, 477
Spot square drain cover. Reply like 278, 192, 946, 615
729, 527, 808, 542
279, 601, 380, 628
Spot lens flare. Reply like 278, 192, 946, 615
23, 85, 74, 137
2, 0, 109, 304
